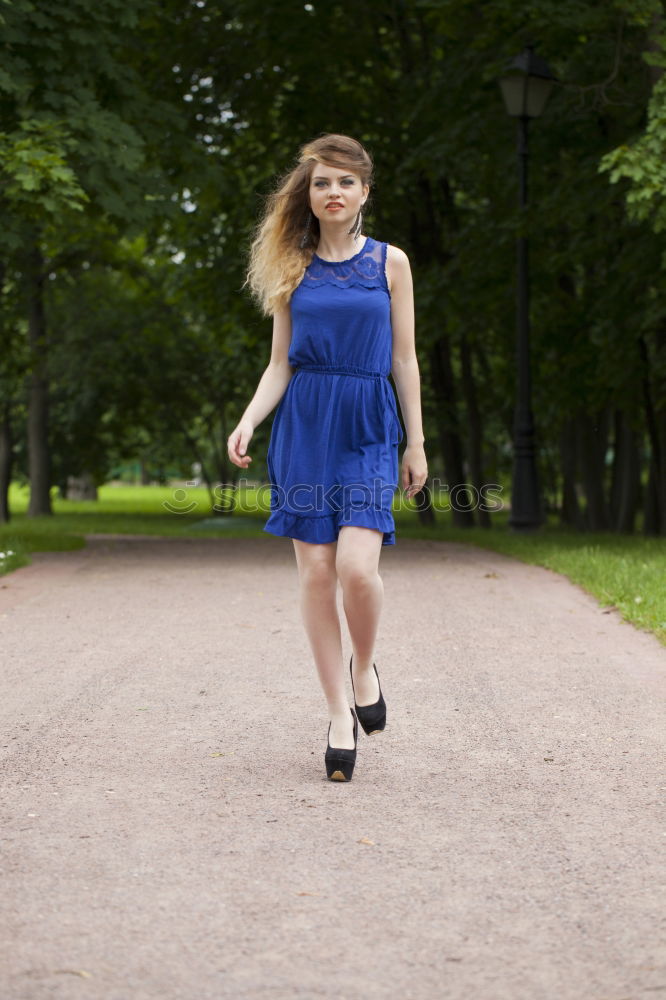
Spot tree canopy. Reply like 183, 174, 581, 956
1, 0, 666, 533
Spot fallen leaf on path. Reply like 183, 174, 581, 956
296, 891, 322, 896
53, 969, 92, 978
210, 751, 235, 757
358, 837, 375, 845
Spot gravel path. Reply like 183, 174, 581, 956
1, 535, 664, 1000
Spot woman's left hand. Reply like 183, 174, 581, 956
402, 443, 428, 497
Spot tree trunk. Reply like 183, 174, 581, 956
26, 243, 52, 517
609, 409, 641, 533
638, 332, 664, 535
644, 448, 660, 535
411, 479, 436, 526
218, 412, 232, 488
558, 417, 583, 529
140, 458, 151, 485
181, 429, 221, 515
640, 16, 666, 535
657, 407, 666, 535
0, 402, 13, 523
576, 407, 611, 531
429, 334, 474, 527
644, 408, 666, 536
541, 443, 560, 517
460, 335, 491, 528
651, 327, 666, 535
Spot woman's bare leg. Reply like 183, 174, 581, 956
335, 526, 383, 706
292, 537, 355, 749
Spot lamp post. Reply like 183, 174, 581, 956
498, 44, 556, 531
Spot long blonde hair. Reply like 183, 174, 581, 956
245, 134, 374, 316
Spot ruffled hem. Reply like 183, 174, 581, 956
263, 507, 396, 546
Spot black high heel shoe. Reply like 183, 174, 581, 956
325, 706, 358, 782
349, 654, 387, 735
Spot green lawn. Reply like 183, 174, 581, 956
2, 482, 665, 645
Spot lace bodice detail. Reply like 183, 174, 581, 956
288, 233, 392, 377
301, 236, 389, 293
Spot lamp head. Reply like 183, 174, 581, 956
499, 44, 557, 118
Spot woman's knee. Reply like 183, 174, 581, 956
335, 526, 382, 589
336, 557, 380, 592
294, 542, 337, 590
303, 561, 337, 592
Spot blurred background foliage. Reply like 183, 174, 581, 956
1, 0, 666, 535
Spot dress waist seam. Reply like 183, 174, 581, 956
294, 364, 388, 380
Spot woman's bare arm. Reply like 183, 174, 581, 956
387, 244, 428, 495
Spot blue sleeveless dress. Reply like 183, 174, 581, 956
263, 236, 404, 546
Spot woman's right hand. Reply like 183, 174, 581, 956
228, 418, 254, 469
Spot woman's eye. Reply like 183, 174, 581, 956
313, 179, 355, 188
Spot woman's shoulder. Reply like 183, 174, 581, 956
384, 243, 411, 267
384, 244, 412, 295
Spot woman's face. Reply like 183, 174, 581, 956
308, 162, 368, 229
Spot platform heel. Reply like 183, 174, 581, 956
325, 706, 358, 781
349, 654, 386, 735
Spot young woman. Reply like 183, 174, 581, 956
228, 134, 427, 782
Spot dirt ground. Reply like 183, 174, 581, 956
0, 534, 664, 1000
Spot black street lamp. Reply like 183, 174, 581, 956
498, 45, 557, 531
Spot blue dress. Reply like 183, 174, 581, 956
263, 235, 404, 546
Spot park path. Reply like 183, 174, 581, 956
0, 534, 664, 1000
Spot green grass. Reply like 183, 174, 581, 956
2, 482, 665, 645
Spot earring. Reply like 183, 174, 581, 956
348, 208, 363, 240
299, 212, 313, 250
